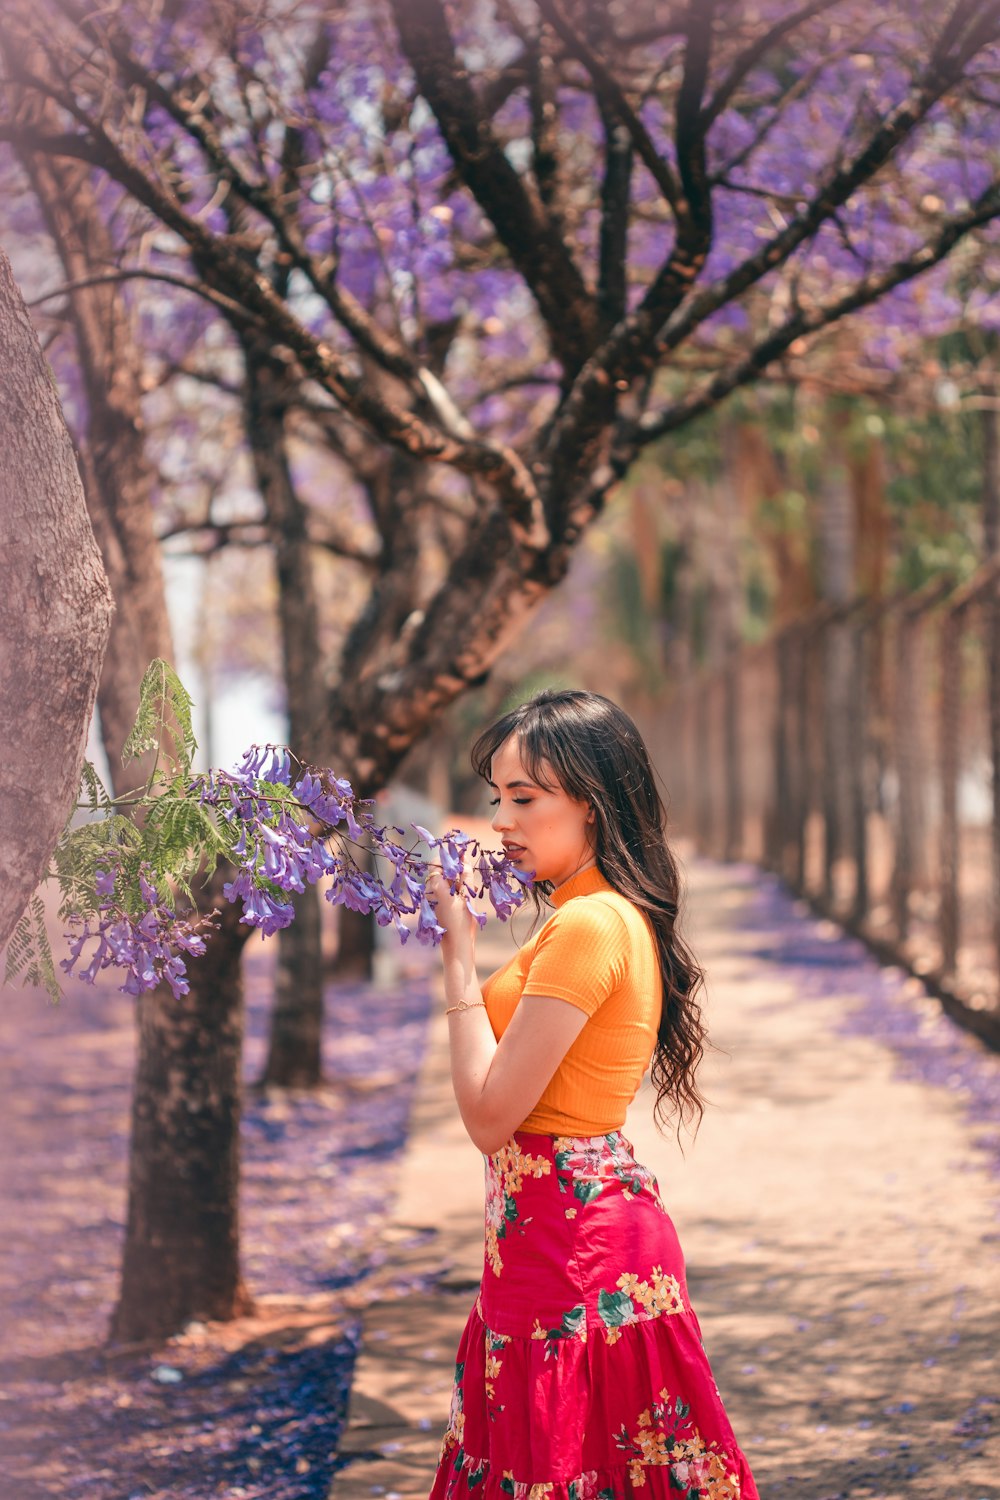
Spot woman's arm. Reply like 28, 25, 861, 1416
435, 882, 588, 1155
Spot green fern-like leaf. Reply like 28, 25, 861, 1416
4, 909, 33, 982
141, 797, 228, 890
79, 759, 112, 813
4, 896, 60, 1002
53, 815, 144, 921
121, 659, 198, 780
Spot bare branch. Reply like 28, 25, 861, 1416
596, 107, 632, 331
158, 515, 381, 567
388, 0, 600, 375
635, 177, 1000, 445
44, 0, 440, 394
653, 3, 1000, 361
3, 105, 550, 553
700, 1, 842, 129
25, 268, 257, 322
673, 0, 715, 257
533, 0, 682, 215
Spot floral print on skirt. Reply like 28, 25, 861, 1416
429, 1130, 759, 1500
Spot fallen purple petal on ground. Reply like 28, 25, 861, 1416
0, 945, 435, 1499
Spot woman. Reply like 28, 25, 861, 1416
428, 689, 758, 1500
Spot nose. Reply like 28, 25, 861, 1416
491, 801, 512, 833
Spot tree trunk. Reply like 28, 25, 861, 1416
110, 862, 254, 1343
0, 246, 114, 947
817, 458, 856, 906
713, 446, 744, 863
15, 131, 174, 789
13, 93, 252, 1342
242, 344, 327, 1086
981, 395, 1000, 981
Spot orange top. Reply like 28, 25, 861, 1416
482, 864, 662, 1135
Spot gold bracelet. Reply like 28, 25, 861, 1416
445, 999, 486, 1015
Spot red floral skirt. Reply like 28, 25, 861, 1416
429, 1129, 759, 1500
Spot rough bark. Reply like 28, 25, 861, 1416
110, 863, 255, 1343
0, 245, 114, 949
242, 343, 327, 1085
12, 76, 252, 1342
15, 106, 173, 794
817, 458, 857, 903
981, 397, 1000, 980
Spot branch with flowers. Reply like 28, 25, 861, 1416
4, 660, 532, 1003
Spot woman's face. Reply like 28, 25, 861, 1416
488, 735, 596, 888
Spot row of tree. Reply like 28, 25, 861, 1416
2, 0, 999, 1341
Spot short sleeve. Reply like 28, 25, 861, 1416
520, 897, 631, 1016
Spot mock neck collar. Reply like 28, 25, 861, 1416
550, 863, 614, 908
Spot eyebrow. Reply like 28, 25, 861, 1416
487, 778, 538, 790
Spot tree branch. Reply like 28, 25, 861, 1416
55, 1, 424, 370
653, 2, 1000, 361
388, 0, 600, 375
635, 178, 1000, 444
672, 0, 715, 262
158, 515, 381, 567
1, 104, 550, 554
700, 0, 841, 130
25, 267, 257, 322
533, 0, 682, 215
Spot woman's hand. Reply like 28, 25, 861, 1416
425, 863, 480, 952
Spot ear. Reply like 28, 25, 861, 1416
586, 805, 596, 824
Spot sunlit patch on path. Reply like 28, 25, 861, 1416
334, 851, 1000, 1500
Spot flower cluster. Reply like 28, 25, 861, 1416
192, 746, 533, 947
61, 743, 534, 999
61, 860, 219, 1000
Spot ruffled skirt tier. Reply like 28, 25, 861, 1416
428, 1130, 758, 1500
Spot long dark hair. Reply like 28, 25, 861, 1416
471, 688, 708, 1136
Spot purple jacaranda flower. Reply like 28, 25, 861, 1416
241, 885, 295, 935
413, 825, 472, 886
465, 895, 488, 930
223, 869, 255, 905
137, 908, 162, 940
175, 930, 207, 957
63, 858, 218, 1000
79, 934, 110, 984
390, 866, 425, 912
264, 747, 292, 785
163, 955, 190, 999
296, 837, 341, 885
60, 922, 92, 975
70, 744, 536, 996
260, 824, 305, 892
488, 875, 519, 920
438, 840, 467, 883
233, 745, 272, 783
415, 897, 447, 947
338, 870, 383, 914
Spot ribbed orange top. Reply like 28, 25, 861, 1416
481, 865, 662, 1135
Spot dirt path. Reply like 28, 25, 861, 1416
335, 850, 1000, 1500
0, 948, 435, 1500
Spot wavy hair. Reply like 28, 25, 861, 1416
471, 688, 708, 1136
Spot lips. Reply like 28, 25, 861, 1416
503, 844, 527, 861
